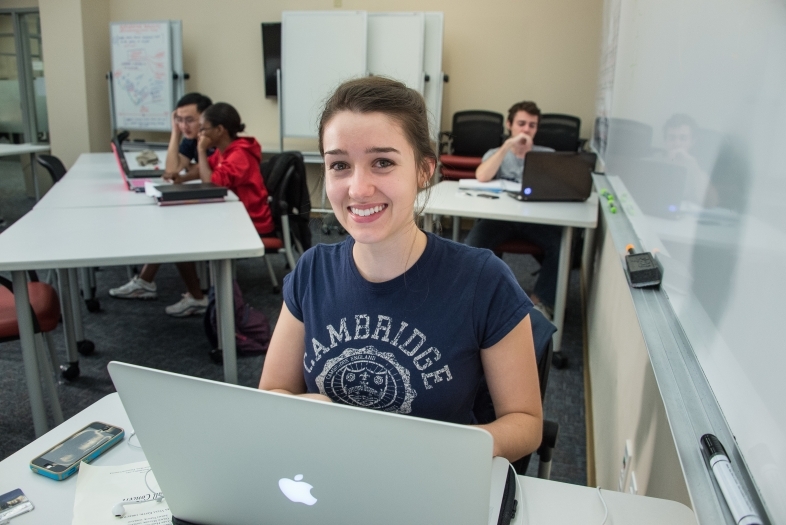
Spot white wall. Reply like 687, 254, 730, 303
32, 0, 603, 167
586, 213, 691, 505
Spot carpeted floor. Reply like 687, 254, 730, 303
0, 158, 586, 485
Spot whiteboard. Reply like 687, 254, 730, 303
367, 13, 425, 93
595, 0, 786, 520
281, 11, 367, 138
423, 12, 445, 144
110, 21, 183, 131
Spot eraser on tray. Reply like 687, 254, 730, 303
625, 252, 661, 288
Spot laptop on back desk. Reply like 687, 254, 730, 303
108, 362, 519, 525
512, 151, 596, 202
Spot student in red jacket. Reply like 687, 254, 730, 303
196, 102, 275, 236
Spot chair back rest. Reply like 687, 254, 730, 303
534, 114, 582, 152
260, 151, 313, 250
471, 307, 557, 424
36, 154, 67, 183
261, 151, 310, 214
451, 111, 504, 157
529, 308, 557, 401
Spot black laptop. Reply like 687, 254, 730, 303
511, 151, 597, 202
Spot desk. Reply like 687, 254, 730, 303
0, 393, 696, 525
0, 157, 265, 436
0, 143, 50, 200
421, 181, 599, 352
34, 154, 239, 210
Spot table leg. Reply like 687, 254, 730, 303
12, 270, 49, 437
452, 216, 460, 241
69, 268, 95, 355
552, 226, 574, 353
215, 259, 237, 384
79, 267, 89, 299
56, 269, 80, 380
581, 227, 596, 287
69, 268, 85, 342
31, 153, 41, 201
423, 214, 433, 233
35, 333, 63, 425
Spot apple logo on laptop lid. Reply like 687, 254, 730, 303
279, 474, 317, 506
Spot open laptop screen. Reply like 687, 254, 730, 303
516, 151, 596, 202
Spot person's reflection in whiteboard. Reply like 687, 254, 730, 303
657, 114, 719, 208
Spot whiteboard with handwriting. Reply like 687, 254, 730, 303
110, 21, 183, 131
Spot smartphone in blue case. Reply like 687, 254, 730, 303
30, 422, 124, 481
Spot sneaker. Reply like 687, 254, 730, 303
532, 302, 553, 322
165, 293, 208, 318
109, 276, 157, 299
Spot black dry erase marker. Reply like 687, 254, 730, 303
700, 434, 762, 525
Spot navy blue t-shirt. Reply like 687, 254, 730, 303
179, 138, 198, 163
283, 233, 533, 424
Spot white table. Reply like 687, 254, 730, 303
34, 153, 240, 209
0, 393, 696, 525
0, 142, 51, 200
0, 199, 264, 437
421, 181, 599, 352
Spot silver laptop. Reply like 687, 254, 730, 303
108, 362, 519, 525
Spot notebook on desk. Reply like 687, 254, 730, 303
511, 151, 596, 202
111, 134, 165, 191
153, 182, 227, 206
108, 362, 521, 525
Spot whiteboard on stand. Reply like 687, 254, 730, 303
281, 11, 367, 138
110, 21, 183, 132
367, 13, 425, 93
423, 12, 444, 144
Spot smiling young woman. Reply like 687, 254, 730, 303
259, 77, 543, 462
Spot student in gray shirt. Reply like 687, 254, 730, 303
465, 101, 565, 366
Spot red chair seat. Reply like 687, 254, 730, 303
440, 154, 483, 170
440, 166, 478, 180
439, 155, 483, 181
262, 237, 284, 252
0, 282, 61, 339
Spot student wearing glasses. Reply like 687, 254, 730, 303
195, 102, 274, 239
163, 92, 213, 183
259, 78, 542, 462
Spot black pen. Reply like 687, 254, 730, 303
476, 193, 499, 199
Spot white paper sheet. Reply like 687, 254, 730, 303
72, 461, 171, 525
143, 181, 163, 198
457, 179, 519, 192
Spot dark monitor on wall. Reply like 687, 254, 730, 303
261, 23, 281, 98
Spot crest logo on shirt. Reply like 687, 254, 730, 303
315, 346, 416, 414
